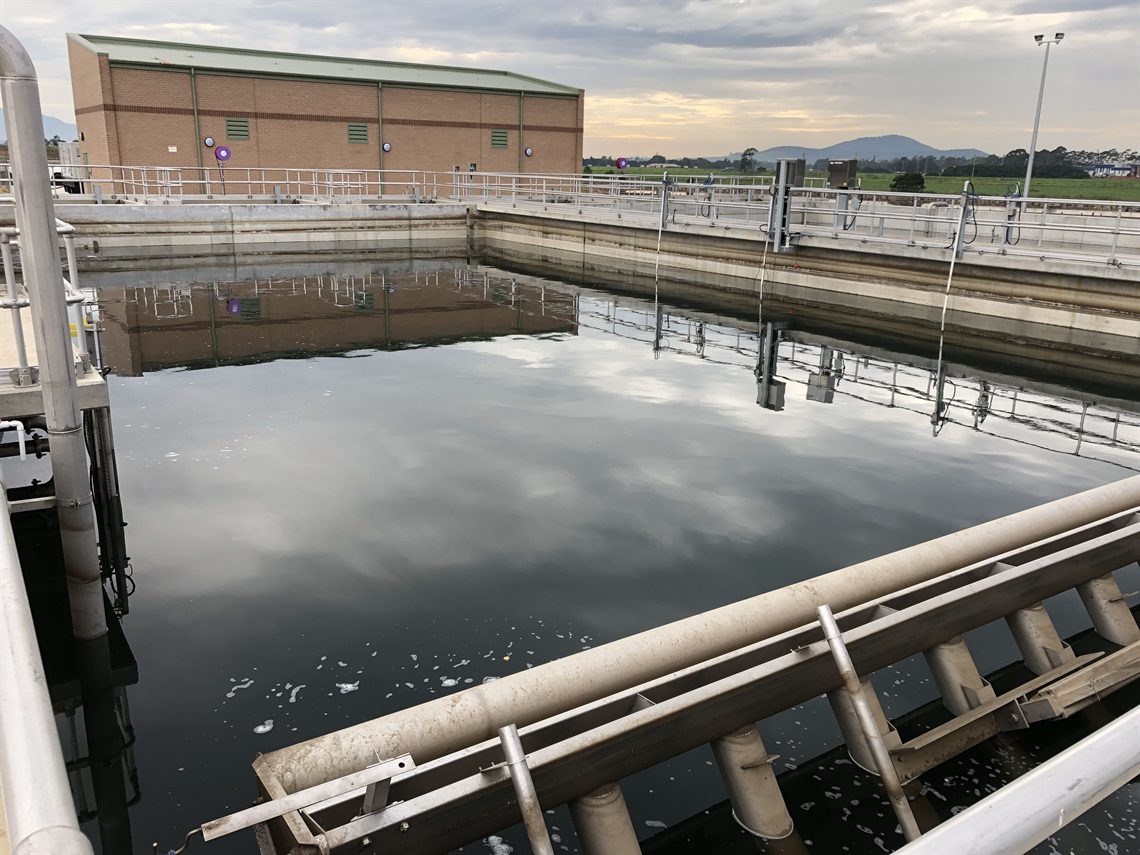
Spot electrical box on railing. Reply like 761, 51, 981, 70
776, 158, 806, 188
828, 159, 859, 189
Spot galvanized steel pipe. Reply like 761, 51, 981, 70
1, 25, 105, 640
263, 475, 1140, 793
498, 724, 554, 855
0, 474, 95, 855
897, 705, 1140, 854
818, 604, 920, 841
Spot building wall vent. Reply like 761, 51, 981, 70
225, 118, 251, 141
348, 122, 369, 144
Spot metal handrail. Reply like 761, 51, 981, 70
2, 163, 1136, 267
1, 476, 94, 853
0, 217, 90, 385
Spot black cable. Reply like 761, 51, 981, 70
961, 181, 980, 245
1004, 183, 1022, 245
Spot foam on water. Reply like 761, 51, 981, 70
253, 720, 274, 734
336, 682, 360, 694
225, 678, 254, 698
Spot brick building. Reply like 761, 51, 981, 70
66, 34, 584, 180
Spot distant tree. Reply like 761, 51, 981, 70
647, 153, 666, 165
46, 134, 64, 145
583, 165, 593, 174
739, 147, 758, 173
890, 172, 926, 192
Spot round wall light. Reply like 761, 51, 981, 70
382, 142, 392, 152
524, 147, 534, 157
203, 136, 215, 148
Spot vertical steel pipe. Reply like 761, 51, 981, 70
923, 635, 995, 716
710, 725, 794, 839
826, 678, 902, 772
1076, 574, 1140, 647
569, 783, 641, 855
1005, 601, 1073, 675
0, 25, 105, 641
497, 724, 553, 855
817, 604, 920, 842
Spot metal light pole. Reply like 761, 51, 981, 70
1023, 33, 1064, 207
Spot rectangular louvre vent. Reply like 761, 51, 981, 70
225, 117, 250, 140
348, 122, 369, 144
490, 129, 509, 149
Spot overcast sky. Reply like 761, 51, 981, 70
6, 0, 1138, 157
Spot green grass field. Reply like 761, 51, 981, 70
587, 166, 1140, 203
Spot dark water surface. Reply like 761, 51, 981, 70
52, 259, 1140, 852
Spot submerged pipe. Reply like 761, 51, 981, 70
0, 25, 105, 640
263, 476, 1140, 793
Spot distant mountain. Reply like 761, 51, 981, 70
720, 135, 989, 163
0, 110, 78, 143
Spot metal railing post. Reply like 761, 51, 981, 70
497, 724, 554, 855
817, 604, 920, 842
1, 235, 32, 384
62, 230, 89, 369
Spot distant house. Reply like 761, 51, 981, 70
1086, 164, 1139, 178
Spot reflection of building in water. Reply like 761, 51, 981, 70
98, 270, 578, 376
10, 509, 139, 853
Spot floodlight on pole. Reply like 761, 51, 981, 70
1023, 32, 1064, 209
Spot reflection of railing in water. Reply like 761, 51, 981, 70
533, 287, 1140, 471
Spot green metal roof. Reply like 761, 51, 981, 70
67, 33, 581, 97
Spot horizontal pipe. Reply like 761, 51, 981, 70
897, 706, 1140, 854
0, 473, 94, 854
263, 475, 1140, 793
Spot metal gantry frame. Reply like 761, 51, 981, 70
221, 491, 1140, 854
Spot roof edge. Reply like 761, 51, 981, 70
73, 33, 580, 94
66, 33, 105, 56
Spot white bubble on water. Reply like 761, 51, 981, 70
441, 678, 458, 687
336, 682, 360, 694
482, 676, 499, 684
253, 720, 274, 734
288, 685, 306, 704
484, 836, 513, 855
226, 678, 254, 698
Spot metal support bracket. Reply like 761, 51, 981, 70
201, 753, 414, 842
890, 653, 1101, 783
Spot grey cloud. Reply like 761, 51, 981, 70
11, 0, 1138, 155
